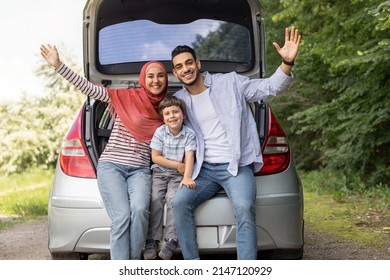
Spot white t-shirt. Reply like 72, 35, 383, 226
190, 88, 232, 163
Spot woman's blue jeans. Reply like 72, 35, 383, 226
172, 163, 257, 260
97, 162, 151, 260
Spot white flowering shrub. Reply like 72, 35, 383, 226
0, 49, 84, 175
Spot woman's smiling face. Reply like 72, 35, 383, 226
145, 66, 167, 96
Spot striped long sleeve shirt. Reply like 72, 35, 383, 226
56, 63, 151, 168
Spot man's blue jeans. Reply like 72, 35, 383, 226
172, 163, 257, 260
97, 162, 151, 260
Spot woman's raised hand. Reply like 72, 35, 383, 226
40, 44, 62, 69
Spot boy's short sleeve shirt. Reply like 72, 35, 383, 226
150, 124, 196, 170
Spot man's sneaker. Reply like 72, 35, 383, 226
143, 239, 159, 260
158, 239, 177, 260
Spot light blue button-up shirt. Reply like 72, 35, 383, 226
150, 124, 197, 171
174, 67, 292, 178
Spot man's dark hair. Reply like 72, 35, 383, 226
171, 45, 197, 64
158, 95, 187, 118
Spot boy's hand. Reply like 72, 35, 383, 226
180, 177, 196, 189
176, 163, 185, 175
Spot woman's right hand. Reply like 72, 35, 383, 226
40, 44, 62, 69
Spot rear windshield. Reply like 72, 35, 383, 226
98, 19, 251, 66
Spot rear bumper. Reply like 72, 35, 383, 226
48, 167, 111, 253
48, 204, 110, 253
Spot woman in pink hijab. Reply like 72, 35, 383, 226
41, 44, 167, 260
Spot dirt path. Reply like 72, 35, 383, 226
0, 217, 51, 260
303, 224, 389, 260
0, 217, 389, 260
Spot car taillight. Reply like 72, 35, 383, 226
256, 109, 290, 175
59, 108, 96, 178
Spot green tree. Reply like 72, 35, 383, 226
271, 0, 390, 187
261, 0, 326, 170
192, 22, 251, 63
0, 47, 84, 174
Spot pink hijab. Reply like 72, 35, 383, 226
107, 61, 168, 142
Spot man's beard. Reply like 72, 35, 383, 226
180, 70, 200, 87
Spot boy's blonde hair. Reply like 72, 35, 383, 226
158, 95, 186, 118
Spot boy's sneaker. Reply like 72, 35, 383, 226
158, 239, 177, 260
143, 239, 159, 260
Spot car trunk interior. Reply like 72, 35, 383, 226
84, 97, 268, 172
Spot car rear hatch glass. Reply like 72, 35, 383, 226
99, 19, 250, 66
83, 0, 264, 84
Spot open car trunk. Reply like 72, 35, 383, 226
81, 0, 267, 169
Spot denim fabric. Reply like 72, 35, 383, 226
147, 168, 182, 241
172, 163, 257, 260
97, 162, 151, 260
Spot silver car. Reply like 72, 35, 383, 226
48, 0, 304, 260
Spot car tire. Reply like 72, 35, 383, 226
258, 248, 304, 260
50, 252, 89, 260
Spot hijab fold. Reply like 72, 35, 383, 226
107, 61, 168, 142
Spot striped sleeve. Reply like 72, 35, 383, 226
98, 118, 152, 167
56, 63, 110, 102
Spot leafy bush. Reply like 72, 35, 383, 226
0, 48, 83, 175
301, 169, 389, 206
263, 0, 390, 187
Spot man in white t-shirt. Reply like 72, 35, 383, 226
171, 27, 301, 260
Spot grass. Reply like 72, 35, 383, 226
0, 168, 53, 230
1, 186, 50, 217
0, 168, 53, 194
301, 170, 390, 248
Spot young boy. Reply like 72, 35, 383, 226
144, 95, 197, 260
